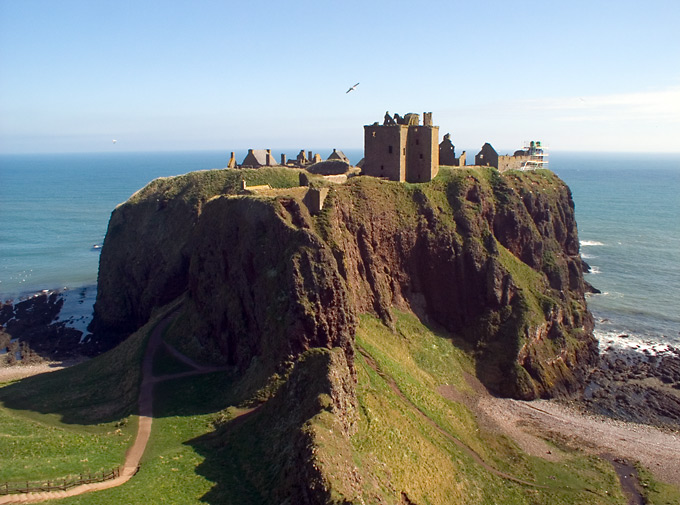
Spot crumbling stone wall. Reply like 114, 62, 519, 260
439, 133, 456, 166
475, 143, 498, 168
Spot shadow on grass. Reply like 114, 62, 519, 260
0, 350, 143, 425
0, 305, 234, 423
153, 370, 275, 505
185, 408, 268, 505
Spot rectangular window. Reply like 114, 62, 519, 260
388, 146, 393, 154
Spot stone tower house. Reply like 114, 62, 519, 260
363, 112, 439, 183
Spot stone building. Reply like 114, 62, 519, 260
475, 143, 498, 168
241, 149, 278, 168
362, 112, 439, 183
327, 148, 349, 163
439, 133, 466, 167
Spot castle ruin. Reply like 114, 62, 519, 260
226, 112, 545, 180
362, 112, 439, 183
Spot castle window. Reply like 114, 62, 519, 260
419, 154, 423, 159
372, 132, 376, 137
416, 139, 420, 145
403, 148, 406, 155
388, 146, 393, 154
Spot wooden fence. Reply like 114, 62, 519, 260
0, 467, 120, 495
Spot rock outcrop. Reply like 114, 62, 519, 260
91, 167, 597, 400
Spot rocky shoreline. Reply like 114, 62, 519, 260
576, 341, 680, 430
0, 288, 96, 367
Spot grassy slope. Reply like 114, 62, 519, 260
351, 312, 626, 505
1, 168, 679, 503
0, 313, 154, 482
2, 309, 679, 504
50, 372, 241, 505
0, 304, 173, 484
127, 167, 302, 207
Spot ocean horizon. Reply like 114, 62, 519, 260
1, 150, 678, 352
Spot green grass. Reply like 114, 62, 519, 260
0, 404, 135, 482
0, 316, 150, 425
352, 311, 629, 504
0, 313, 159, 483
637, 464, 680, 505
129, 167, 302, 207
48, 371, 241, 505
0, 306, 170, 484
152, 343, 195, 377
1, 302, 678, 503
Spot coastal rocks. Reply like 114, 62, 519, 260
581, 345, 680, 429
0, 291, 84, 365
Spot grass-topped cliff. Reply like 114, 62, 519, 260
3, 166, 680, 503
91, 166, 596, 400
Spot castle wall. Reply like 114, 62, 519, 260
498, 154, 529, 172
363, 124, 408, 181
406, 126, 439, 182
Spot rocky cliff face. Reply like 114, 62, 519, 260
91, 167, 597, 399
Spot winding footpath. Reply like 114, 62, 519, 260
0, 313, 226, 504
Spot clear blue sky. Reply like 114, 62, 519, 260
1, 0, 679, 154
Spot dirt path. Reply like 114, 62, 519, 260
0, 313, 225, 504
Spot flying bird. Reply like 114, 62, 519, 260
346, 82, 360, 94
112, 139, 117, 144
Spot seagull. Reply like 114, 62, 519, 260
112, 139, 117, 144
346, 82, 360, 94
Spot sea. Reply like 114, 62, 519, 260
1, 150, 678, 353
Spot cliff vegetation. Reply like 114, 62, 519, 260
91, 166, 597, 400
72, 165, 624, 503
3, 165, 680, 503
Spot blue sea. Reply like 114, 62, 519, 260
1, 150, 678, 351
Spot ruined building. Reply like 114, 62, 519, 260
362, 112, 439, 183
475, 143, 498, 168
439, 133, 466, 167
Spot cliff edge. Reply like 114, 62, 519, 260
90, 166, 596, 400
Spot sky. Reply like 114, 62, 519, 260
1, 0, 679, 154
